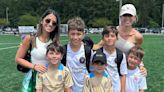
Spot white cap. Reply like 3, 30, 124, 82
119, 4, 136, 16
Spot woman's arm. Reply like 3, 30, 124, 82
92, 40, 104, 50
135, 30, 143, 46
135, 31, 147, 76
15, 35, 35, 69
15, 35, 47, 73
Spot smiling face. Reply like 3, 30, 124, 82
67, 17, 85, 46
41, 13, 57, 33
127, 46, 144, 69
68, 29, 85, 46
103, 32, 117, 47
46, 50, 63, 65
102, 26, 118, 48
127, 53, 141, 69
120, 14, 136, 27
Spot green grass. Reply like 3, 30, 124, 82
0, 34, 164, 92
142, 35, 164, 92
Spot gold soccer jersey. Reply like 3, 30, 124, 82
83, 72, 113, 92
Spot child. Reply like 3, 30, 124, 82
36, 43, 73, 92
83, 51, 113, 92
97, 26, 127, 92
61, 17, 92, 92
126, 46, 147, 92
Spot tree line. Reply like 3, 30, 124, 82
0, 0, 163, 28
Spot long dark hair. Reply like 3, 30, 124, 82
37, 9, 60, 44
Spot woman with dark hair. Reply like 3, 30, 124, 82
15, 9, 60, 92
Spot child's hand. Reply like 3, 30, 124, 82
140, 66, 147, 76
34, 64, 47, 74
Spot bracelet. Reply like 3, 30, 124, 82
33, 64, 36, 70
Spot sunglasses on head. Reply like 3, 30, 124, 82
45, 19, 57, 26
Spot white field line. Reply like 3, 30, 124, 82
0, 43, 20, 45
0, 39, 68, 51
0, 39, 68, 45
0, 45, 19, 51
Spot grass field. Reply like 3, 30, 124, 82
0, 34, 164, 92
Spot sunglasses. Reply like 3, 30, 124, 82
45, 19, 57, 26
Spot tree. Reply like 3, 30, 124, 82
0, 0, 164, 27
0, 18, 8, 25
17, 14, 38, 26
88, 17, 112, 27
148, 20, 159, 28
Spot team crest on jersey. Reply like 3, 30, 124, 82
79, 57, 86, 64
58, 75, 62, 81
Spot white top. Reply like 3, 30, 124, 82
126, 67, 147, 92
66, 43, 88, 92
115, 35, 135, 55
31, 37, 52, 64
103, 48, 127, 92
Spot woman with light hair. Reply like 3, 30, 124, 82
93, 4, 147, 92
94, 4, 143, 53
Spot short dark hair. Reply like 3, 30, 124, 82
128, 46, 144, 61
46, 43, 64, 55
102, 26, 118, 37
67, 17, 85, 32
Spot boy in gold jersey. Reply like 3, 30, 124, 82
83, 51, 112, 92
36, 43, 73, 92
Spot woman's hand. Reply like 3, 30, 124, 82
140, 66, 147, 76
34, 64, 47, 74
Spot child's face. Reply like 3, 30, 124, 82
93, 63, 107, 73
127, 53, 141, 69
68, 29, 84, 46
46, 50, 63, 65
103, 32, 117, 47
